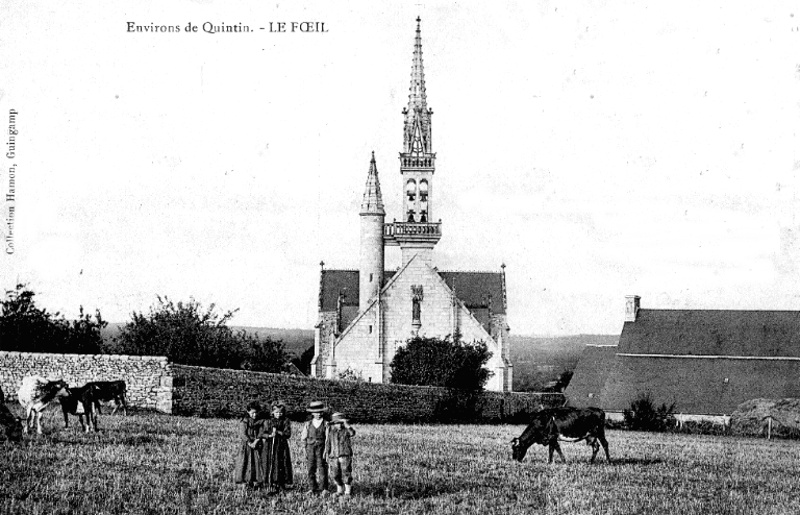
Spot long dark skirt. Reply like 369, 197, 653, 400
234, 440, 263, 484
261, 436, 293, 488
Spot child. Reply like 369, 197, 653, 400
261, 400, 293, 493
325, 412, 356, 496
233, 401, 265, 488
300, 400, 328, 494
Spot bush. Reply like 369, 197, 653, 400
390, 334, 492, 390
623, 393, 675, 432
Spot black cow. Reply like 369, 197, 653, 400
59, 384, 99, 433
511, 407, 611, 464
0, 386, 22, 442
85, 380, 128, 415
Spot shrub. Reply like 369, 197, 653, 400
623, 393, 675, 432
390, 334, 492, 391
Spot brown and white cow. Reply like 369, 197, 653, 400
511, 407, 611, 464
18, 375, 70, 435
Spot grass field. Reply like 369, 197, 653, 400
3, 409, 800, 515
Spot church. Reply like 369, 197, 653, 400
310, 18, 513, 392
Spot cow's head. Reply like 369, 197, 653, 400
47, 380, 70, 398
511, 437, 528, 462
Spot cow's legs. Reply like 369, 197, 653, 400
598, 433, 611, 462
23, 406, 33, 434
590, 439, 600, 463
34, 410, 43, 435
549, 441, 566, 463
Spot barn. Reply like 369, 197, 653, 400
565, 295, 800, 416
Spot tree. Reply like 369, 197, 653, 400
292, 345, 315, 376
390, 335, 492, 390
112, 296, 288, 371
0, 284, 105, 354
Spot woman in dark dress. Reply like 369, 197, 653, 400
261, 400, 293, 493
233, 401, 265, 487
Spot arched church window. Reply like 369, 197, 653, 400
419, 180, 428, 202
406, 179, 416, 201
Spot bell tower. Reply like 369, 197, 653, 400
383, 17, 442, 265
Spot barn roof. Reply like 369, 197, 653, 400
564, 345, 618, 409
319, 269, 506, 314
619, 309, 800, 357
568, 308, 800, 415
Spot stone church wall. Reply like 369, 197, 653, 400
172, 364, 562, 423
0, 351, 173, 412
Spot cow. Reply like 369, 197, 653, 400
59, 383, 99, 433
18, 375, 70, 435
85, 380, 128, 416
511, 407, 611, 464
0, 386, 22, 442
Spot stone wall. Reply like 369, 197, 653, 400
0, 351, 173, 413
172, 364, 563, 423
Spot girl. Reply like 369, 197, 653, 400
233, 401, 265, 488
261, 400, 293, 493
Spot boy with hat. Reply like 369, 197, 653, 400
300, 400, 329, 494
325, 412, 356, 496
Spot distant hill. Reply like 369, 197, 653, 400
101, 323, 314, 357
510, 334, 618, 391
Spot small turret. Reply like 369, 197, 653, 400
359, 152, 386, 311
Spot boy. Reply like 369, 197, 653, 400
300, 400, 328, 494
325, 412, 356, 496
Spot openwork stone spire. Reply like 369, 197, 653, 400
403, 17, 432, 154
360, 151, 385, 215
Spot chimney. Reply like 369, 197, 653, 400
625, 295, 640, 322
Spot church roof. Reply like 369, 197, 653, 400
319, 269, 506, 314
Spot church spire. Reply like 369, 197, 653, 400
360, 151, 385, 215
403, 17, 432, 154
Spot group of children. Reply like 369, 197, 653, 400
233, 399, 356, 496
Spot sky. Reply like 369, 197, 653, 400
1, 1, 800, 336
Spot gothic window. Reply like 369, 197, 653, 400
406, 179, 416, 201
419, 179, 428, 202
407, 210, 416, 222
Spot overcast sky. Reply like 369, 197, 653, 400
2, 1, 799, 336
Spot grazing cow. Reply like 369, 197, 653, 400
511, 407, 611, 464
18, 376, 70, 435
59, 384, 100, 433
0, 386, 22, 442
85, 380, 128, 415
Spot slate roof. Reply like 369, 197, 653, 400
619, 309, 800, 357
564, 345, 618, 409
568, 309, 800, 415
319, 269, 505, 314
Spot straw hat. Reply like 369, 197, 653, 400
306, 401, 327, 413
